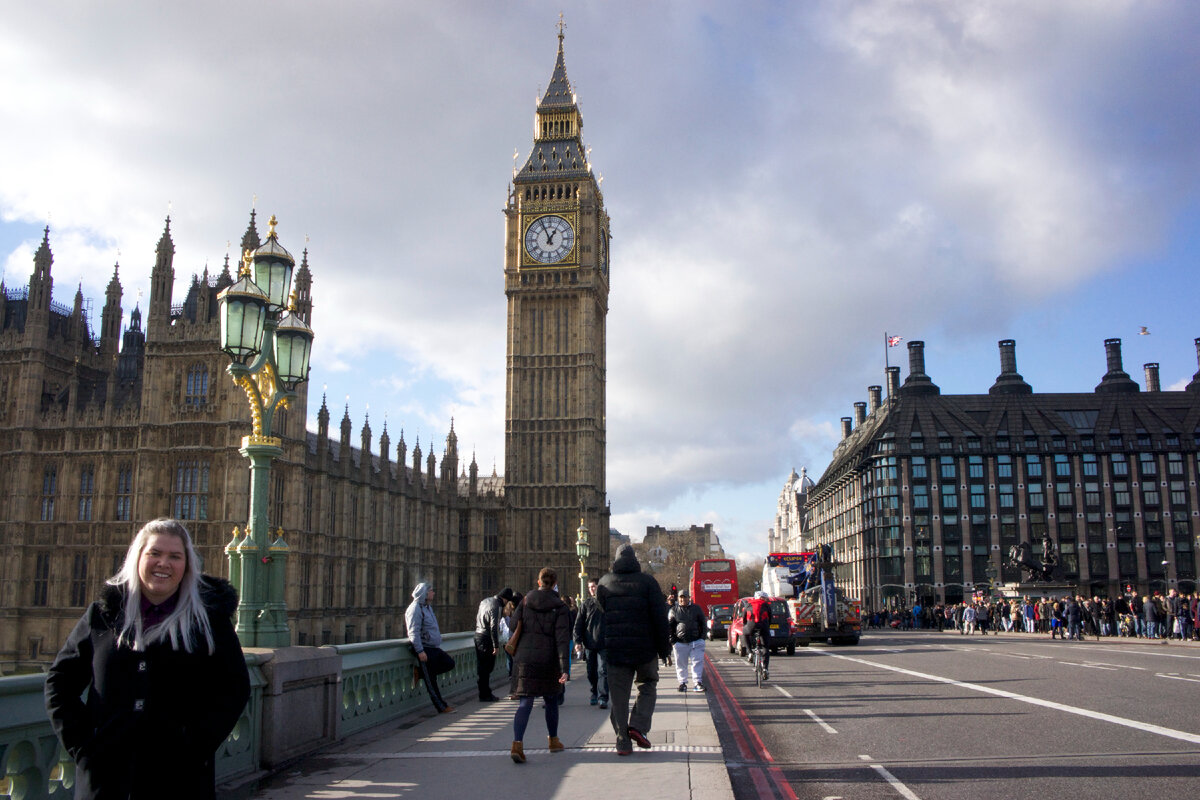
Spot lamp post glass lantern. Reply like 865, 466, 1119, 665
576, 518, 590, 603
217, 215, 313, 648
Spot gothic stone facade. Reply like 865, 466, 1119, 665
807, 339, 1200, 612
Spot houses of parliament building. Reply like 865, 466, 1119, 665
0, 31, 611, 672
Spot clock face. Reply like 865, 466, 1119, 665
599, 230, 609, 274
524, 215, 575, 264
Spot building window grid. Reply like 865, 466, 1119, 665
115, 465, 133, 522
78, 464, 95, 521
185, 363, 209, 407
41, 466, 57, 521
173, 460, 210, 520
70, 553, 88, 607
33, 552, 51, 606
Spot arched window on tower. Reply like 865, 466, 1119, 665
185, 363, 209, 407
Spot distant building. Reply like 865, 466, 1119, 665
637, 523, 728, 595
768, 467, 814, 553
806, 339, 1200, 610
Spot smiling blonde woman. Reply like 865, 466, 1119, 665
44, 518, 250, 799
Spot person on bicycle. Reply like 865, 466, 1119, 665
742, 591, 773, 680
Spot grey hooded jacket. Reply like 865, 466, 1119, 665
405, 582, 442, 653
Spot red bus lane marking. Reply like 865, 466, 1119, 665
704, 653, 799, 800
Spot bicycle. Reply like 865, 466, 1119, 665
751, 632, 767, 688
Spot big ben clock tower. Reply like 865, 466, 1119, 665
504, 25, 610, 591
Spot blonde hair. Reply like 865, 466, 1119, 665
109, 518, 215, 654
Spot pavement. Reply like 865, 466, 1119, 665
251, 658, 735, 800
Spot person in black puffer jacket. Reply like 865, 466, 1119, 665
668, 589, 708, 692
597, 543, 670, 756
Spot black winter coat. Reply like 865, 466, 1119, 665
44, 577, 250, 800
573, 595, 605, 651
510, 589, 570, 697
597, 547, 670, 666
668, 603, 706, 644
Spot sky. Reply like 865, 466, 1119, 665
2, 2, 1199, 565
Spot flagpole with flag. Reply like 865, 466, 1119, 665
885, 333, 902, 371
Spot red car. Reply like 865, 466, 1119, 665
727, 596, 796, 656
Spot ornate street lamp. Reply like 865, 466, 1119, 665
576, 517, 590, 603
217, 215, 313, 648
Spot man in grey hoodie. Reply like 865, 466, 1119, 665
406, 582, 456, 713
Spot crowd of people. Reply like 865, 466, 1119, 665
866, 588, 1199, 641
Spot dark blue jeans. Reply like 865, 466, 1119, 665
514, 694, 560, 741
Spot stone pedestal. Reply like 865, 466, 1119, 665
252, 646, 341, 769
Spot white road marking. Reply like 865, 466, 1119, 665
804, 708, 838, 734
858, 753, 923, 800
1058, 662, 1117, 670
774, 684, 793, 698
1156, 673, 1200, 683
818, 651, 1200, 745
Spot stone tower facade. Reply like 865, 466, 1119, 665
503, 29, 611, 592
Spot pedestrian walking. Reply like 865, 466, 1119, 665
407, 582, 456, 714
508, 568, 571, 764
597, 543, 670, 756
474, 587, 515, 702
44, 518, 250, 800
668, 589, 707, 692
573, 578, 608, 708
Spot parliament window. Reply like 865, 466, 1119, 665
70, 554, 89, 606
115, 465, 133, 521
185, 363, 209, 407
32, 552, 51, 606
78, 464, 95, 521
173, 459, 210, 520
41, 466, 57, 521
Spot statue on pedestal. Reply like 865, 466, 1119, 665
1007, 535, 1058, 583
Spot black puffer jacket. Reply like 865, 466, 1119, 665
44, 576, 250, 800
510, 588, 570, 697
597, 545, 670, 666
668, 602, 707, 645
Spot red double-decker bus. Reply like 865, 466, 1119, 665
689, 558, 739, 615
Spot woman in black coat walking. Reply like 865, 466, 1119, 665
45, 518, 250, 799
508, 567, 570, 763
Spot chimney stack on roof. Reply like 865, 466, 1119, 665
840, 417, 852, 440
1188, 337, 1200, 394
1095, 338, 1139, 393
989, 339, 1033, 394
1144, 362, 1160, 393
868, 385, 882, 414
854, 401, 867, 427
900, 341, 940, 395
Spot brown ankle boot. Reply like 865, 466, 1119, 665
548, 736, 564, 752
510, 741, 525, 763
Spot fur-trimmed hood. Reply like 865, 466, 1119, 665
98, 575, 239, 621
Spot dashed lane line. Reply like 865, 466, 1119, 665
859, 754, 923, 800
803, 708, 838, 734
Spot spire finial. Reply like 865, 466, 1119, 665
558, 12, 566, 45
268, 214, 278, 239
